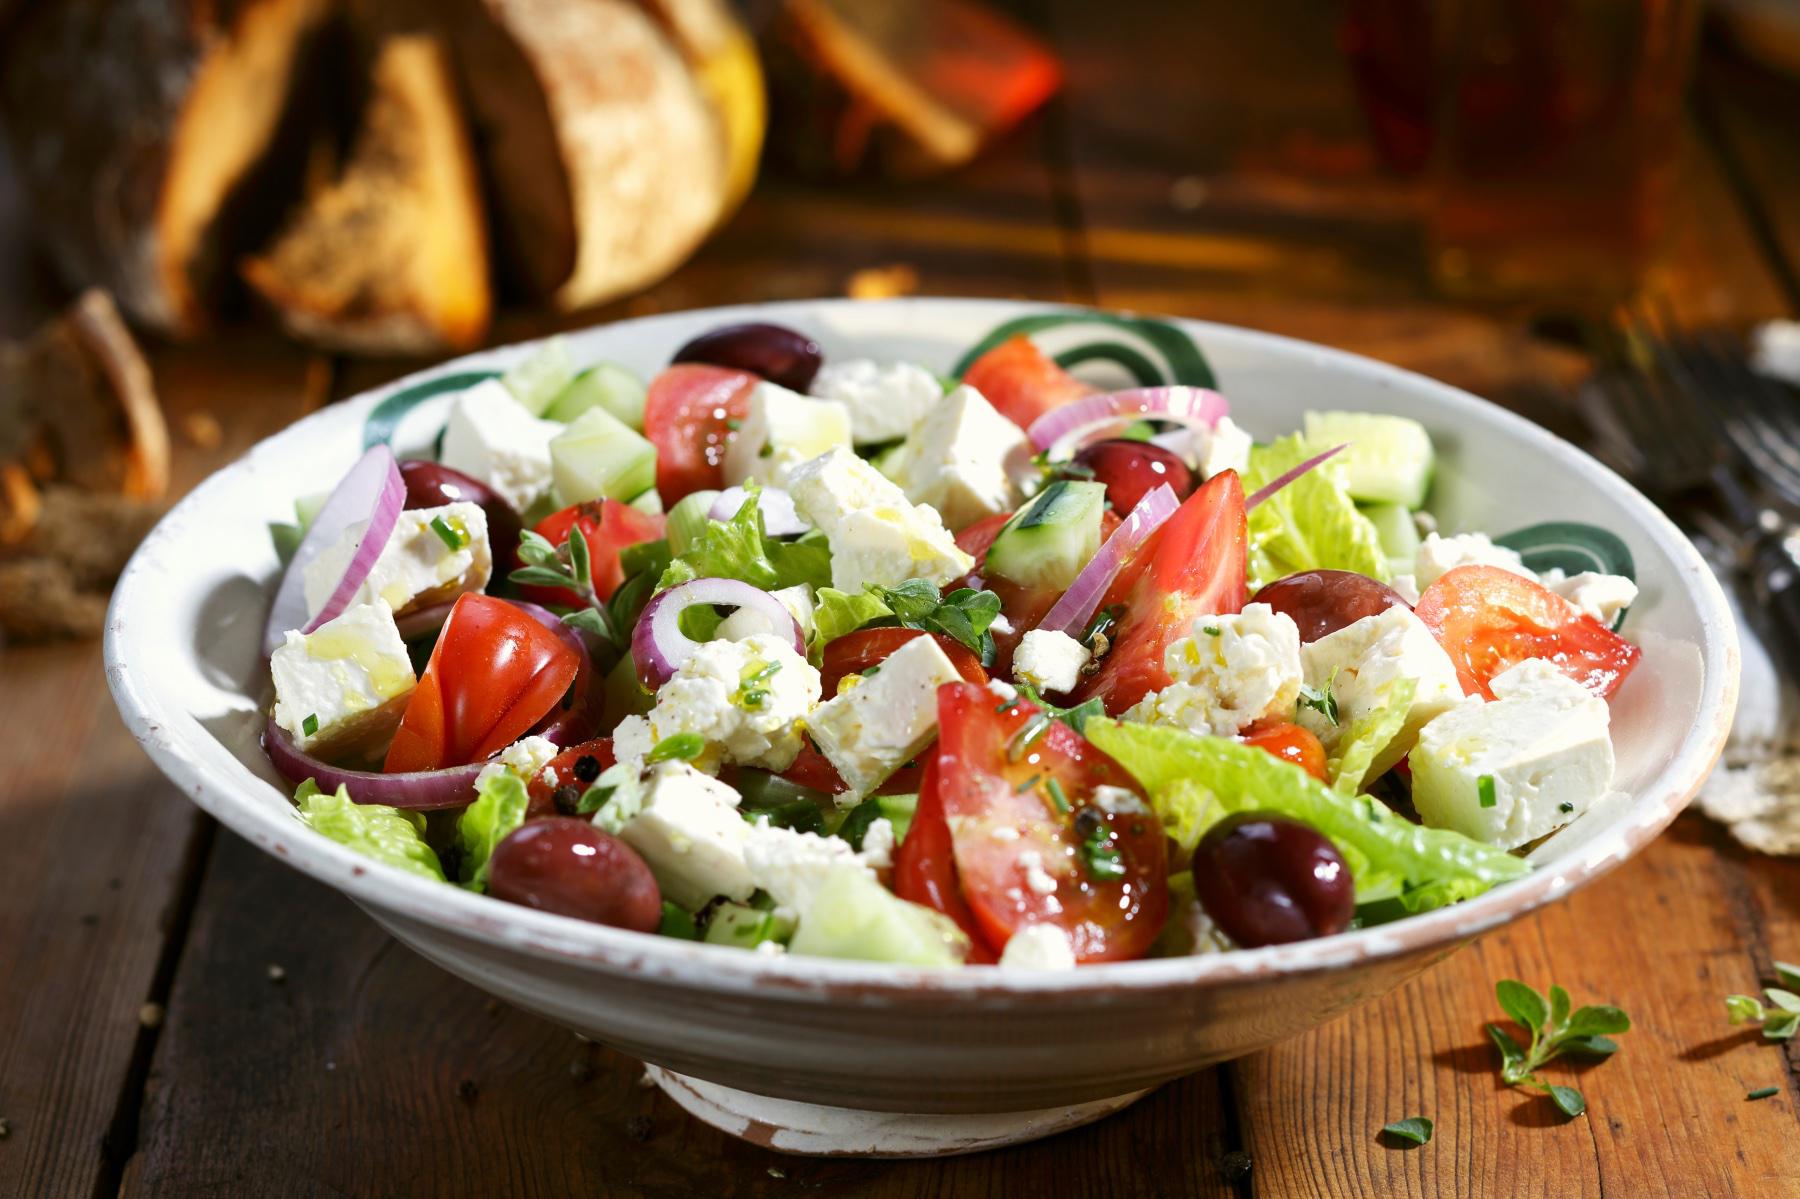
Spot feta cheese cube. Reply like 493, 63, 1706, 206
1124, 603, 1303, 737
998, 923, 1076, 969
888, 385, 1026, 528
1295, 606, 1462, 780
271, 601, 415, 758
808, 634, 965, 797
302, 501, 492, 621
810, 358, 946, 445
1414, 531, 1533, 591
1202, 415, 1253, 479
1409, 658, 1614, 848
722, 381, 853, 487
858, 818, 896, 869
613, 762, 756, 909
439, 378, 562, 510
1540, 569, 1637, 626
743, 823, 873, 915
786, 447, 973, 591
612, 634, 821, 774
1012, 628, 1092, 695
718, 584, 815, 643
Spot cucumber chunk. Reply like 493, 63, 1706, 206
1303, 411, 1435, 509
1362, 501, 1420, 575
628, 488, 664, 516
550, 407, 657, 505
501, 338, 574, 416
985, 479, 1106, 591
545, 363, 647, 429
704, 901, 795, 950
788, 869, 967, 966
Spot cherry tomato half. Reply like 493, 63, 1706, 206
526, 737, 617, 817
1239, 720, 1328, 781
961, 335, 1094, 432
642, 364, 757, 503
893, 754, 996, 963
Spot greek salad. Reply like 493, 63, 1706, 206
263, 316, 1642, 969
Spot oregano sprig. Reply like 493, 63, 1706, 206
509, 526, 620, 646
1486, 979, 1630, 1119
1725, 986, 1800, 1041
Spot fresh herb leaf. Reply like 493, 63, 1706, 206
1380, 1117, 1432, 1146
836, 796, 887, 851
1477, 774, 1497, 808
1080, 820, 1126, 881
509, 565, 575, 589
518, 529, 559, 565
1202, 625, 1222, 637
1560, 1035, 1619, 1059
1496, 979, 1549, 1034
1564, 1004, 1631, 1038
1726, 994, 1766, 1025
648, 732, 705, 764
1550, 984, 1572, 1032
301, 713, 319, 738
867, 580, 1003, 661
1558, 801, 1575, 813
1297, 672, 1340, 725
509, 521, 620, 647
658, 901, 700, 939
1765, 988, 1800, 1014
1488, 979, 1628, 1119
1547, 1085, 1586, 1118
1747, 1086, 1780, 1101
1764, 1010, 1799, 1041
1015, 683, 1104, 735
429, 514, 470, 550
1486, 1022, 1526, 1066
1776, 961, 1800, 992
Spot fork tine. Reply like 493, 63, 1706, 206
1599, 317, 1717, 487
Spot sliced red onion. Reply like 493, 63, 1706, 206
709, 485, 809, 536
1038, 483, 1181, 637
394, 601, 455, 641
1026, 387, 1229, 460
632, 577, 805, 691
510, 600, 606, 746
265, 716, 485, 809
263, 445, 406, 655
1245, 444, 1347, 512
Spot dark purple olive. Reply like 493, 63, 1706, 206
487, 818, 663, 932
1071, 439, 1195, 514
398, 459, 523, 573
670, 322, 823, 392
1253, 569, 1410, 643
1191, 813, 1354, 947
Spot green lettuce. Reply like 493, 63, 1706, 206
455, 769, 531, 892
1243, 434, 1390, 589
659, 488, 831, 593
1085, 718, 1528, 911
811, 587, 893, 656
1326, 676, 1416, 795
295, 779, 445, 882
806, 579, 1002, 664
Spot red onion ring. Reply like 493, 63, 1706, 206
1025, 387, 1229, 460
394, 601, 455, 641
708, 485, 809, 535
1244, 444, 1347, 512
509, 600, 606, 746
264, 715, 485, 809
264, 445, 405, 655
632, 577, 805, 691
1037, 483, 1180, 637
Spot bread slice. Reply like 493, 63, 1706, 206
241, 33, 492, 354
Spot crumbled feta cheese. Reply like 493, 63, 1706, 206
1410, 658, 1615, 849
887, 385, 1026, 528
786, 448, 973, 591
475, 735, 560, 792
612, 635, 821, 774
986, 679, 1019, 703
743, 824, 873, 915
1090, 784, 1150, 816
1124, 603, 1302, 737
302, 502, 492, 621
809, 635, 966, 797
612, 762, 756, 909
1017, 849, 1060, 896
1539, 569, 1638, 626
718, 584, 815, 643
1202, 415, 1253, 479
809, 358, 945, 445
858, 818, 897, 870
1413, 531, 1533, 590
1295, 606, 1462, 783
998, 923, 1076, 969
754, 939, 787, 956
439, 379, 562, 510
271, 600, 415, 757
722, 381, 853, 487
1390, 573, 1421, 605
1012, 629, 1092, 695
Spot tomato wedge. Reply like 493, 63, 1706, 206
522, 500, 665, 608
526, 736, 616, 816
385, 595, 580, 773
642, 364, 757, 503
961, 335, 1095, 432
893, 755, 997, 964
1414, 564, 1641, 700
933, 682, 1167, 962
1074, 469, 1247, 715
818, 627, 987, 696
1240, 720, 1327, 781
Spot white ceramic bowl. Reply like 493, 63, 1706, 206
106, 299, 1736, 1155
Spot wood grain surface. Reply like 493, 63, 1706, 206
2, 3, 1798, 1197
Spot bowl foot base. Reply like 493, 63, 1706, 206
647, 1067, 1151, 1158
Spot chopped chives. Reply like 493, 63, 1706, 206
1044, 778, 1070, 814
301, 713, 319, 737
648, 732, 704, 763
1478, 775, 1497, 808
1747, 1086, 1779, 1101
429, 515, 469, 550
1015, 774, 1041, 794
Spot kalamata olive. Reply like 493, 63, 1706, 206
1071, 439, 1195, 514
487, 818, 662, 932
1253, 569, 1410, 643
1192, 813, 1354, 947
670, 322, 823, 392
398, 459, 523, 573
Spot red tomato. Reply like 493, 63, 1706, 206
818, 627, 988, 697
1414, 565, 1641, 700
893, 755, 997, 964
526, 737, 616, 816
1240, 720, 1328, 781
934, 682, 1167, 962
778, 740, 849, 796
961, 336, 1095, 432
385, 595, 581, 773
1073, 470, 1248, 715
523, 500, 665, 608
642, 365, 757, 503
955, 511, 1012, 563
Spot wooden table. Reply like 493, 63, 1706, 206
4, 4, 1799, 1195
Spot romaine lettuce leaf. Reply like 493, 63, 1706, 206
295, 779, 445, 882
455, 769, 531, 892
658, 488, 831, 593
1327, 676, 1416, 795
1243, 434, 1390, 589
811, 587, 893, 656
1085, 718, 1528, 910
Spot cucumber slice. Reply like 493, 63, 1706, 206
865, 439, 908, 482
788, 868, 966, 966
1362, 502, 1420, 573
985, 479, 1106, 591
665, 489, 720, 554
628, 488, 663, 516
545, 362, 647, 429
501, 337, 574, 416
550, 407, 657, 505
704, 901, 796, 950
1303, 411, 1435, 509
